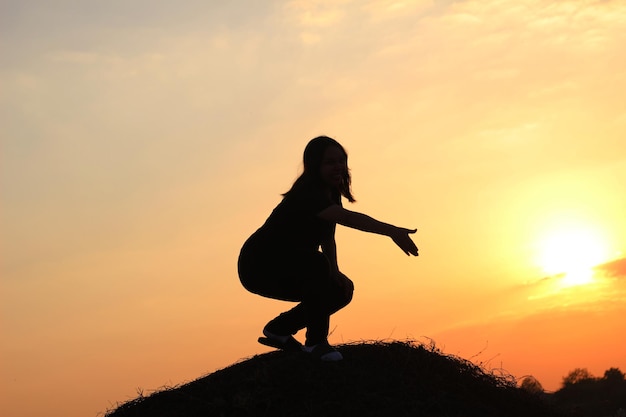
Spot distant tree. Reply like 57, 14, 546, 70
562, 368, 595, 387
520, 376, 544, 395
603, 368, 625, 383
554, 367, 626, 417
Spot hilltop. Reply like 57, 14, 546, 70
105, 340, 563, 417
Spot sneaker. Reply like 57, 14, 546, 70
303, 341, 343, 361
258, 328, 303, 352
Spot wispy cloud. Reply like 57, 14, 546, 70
596, 257, 626, 279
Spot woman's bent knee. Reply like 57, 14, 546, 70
331, 276, 354, 312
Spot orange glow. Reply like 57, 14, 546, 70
2, 1, 626, 417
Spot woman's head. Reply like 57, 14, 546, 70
302, 136, 343, 171
296, 136, 355, 202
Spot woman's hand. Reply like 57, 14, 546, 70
391, 227, 419, 256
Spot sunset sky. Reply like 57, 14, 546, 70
2, 1, 626, 416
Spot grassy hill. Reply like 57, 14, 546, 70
105, 340, 563, 417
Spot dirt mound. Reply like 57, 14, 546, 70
106, 340, 562, 417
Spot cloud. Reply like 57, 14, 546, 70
285, 0, 349, 27
596, 257, 626, 279
361, 0, 436, 20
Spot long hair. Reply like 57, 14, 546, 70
283, 136, 355, 203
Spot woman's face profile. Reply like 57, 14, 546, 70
319, 145, 347, 188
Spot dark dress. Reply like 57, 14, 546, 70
237, 182, 354, 345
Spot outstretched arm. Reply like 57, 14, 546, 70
318, 205, 419, 256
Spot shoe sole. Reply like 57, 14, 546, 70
258, 337, 303, 352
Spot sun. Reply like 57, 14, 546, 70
536, 226, 610, 287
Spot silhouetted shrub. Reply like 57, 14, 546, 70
520, 376, 544, 395
562, 368, 595, 387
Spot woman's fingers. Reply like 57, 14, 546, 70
402, 232, 418, 256
404, 239, 418, 256
392, 232, 418, 256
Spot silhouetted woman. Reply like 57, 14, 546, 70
238, 136, 418, 361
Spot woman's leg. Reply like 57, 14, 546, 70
238, 247, 354, 345
265, 253, 354, 345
